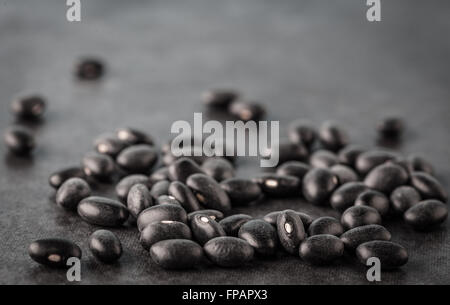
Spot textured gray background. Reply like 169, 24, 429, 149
0, 0, 449, 284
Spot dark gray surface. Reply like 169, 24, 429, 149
1, 0, 449, 284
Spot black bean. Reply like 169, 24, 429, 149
187, 210, 224, 222
390, 186, 421, 214
318, 121, 349, 152
82, 152, 116, 181
330, 182, 368, 212
137, 204, 187, 231
168, 181, 202, 212
155, 195, 181, 206
28, 238, 82, 268
78, 196, 129, 227
94, 134, 128, 157
377, 116, 404, 138
219, 214, 253, 236
275, 141, 309, 164
355, 190, 390, 216
309, 150, 339, 168
308, 216, 343, 237
411, 172, 448, 202
204, 236, 254, 267
75, 57, 104, 80
55, 177, 91, 210
88, 230, 122, 263
228, 100, 265, 121
140, 220, 192, 250
355, 150, 399, 175
288, 119, 316, 148
202, 89, 239, 108
299, 235, 344, 265
168, 157, 205, 183
4, 126, 35, 155
263, 211, 314, 229
407, 154, 434, 175
49, 166, 86, 189
404, 200, 448, 231
302, 168, 339, 204
11, 95, 46, 120
127, 183, 153, 218
201, 157, 235, 182
253, 174, 300, 198
364, 163, 409, 194
116, 144, 158, 174
356, 241, 408, 269
150, 239, 204, 270
163, 147, 208, 166
150, 180, 170, 199
220, 178, 262, 206
340, 224, 391, 251
338, 145, 366, 168
330, 164, 359, 184
115, 174, 149, 202
238, 219, 278, 257
190, 214, 226, 245
276, 161, 311, 181
341, 206, 382, 230
277, 210, 306, 254
186, 174, 231, 212
115, 127, 154, 145
149, 167, 170, 184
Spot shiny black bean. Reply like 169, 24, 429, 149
115, 127, 154, 145
263, 211, 314, 229
330, 164, 359, 184
253, 174, 300, 198
168, 157, 205, 183
168, 181, 201, 212
355, 190, 390, 216
341, 206, 382, 230
49, 166, 86, 189
238, 219, 278, 257
4, 126, 35, 155
150, 239, 204, 270
202, 89, 239, 108
299, 235, 344, 265
137, 203, 187, 231
407, 154, 434, 175
89, 230, 122, 263
28, 238, 82, 268
186, 174, 231, 212
364, 163, 409, 194
288, 119, 316, 148
116, 144, 158, 174
277, 210, 306, 254
115, 174, 149, 202
411, 172, 448, 202
338, 145, 366, 167
201, 157, 235, 182
150, 180, 171, 199
308, 216, 343, 237
78, 196, 129, 227
228, 100, 265, 121
330, 182, 368, 212
318, 121, 348, 152
55, 177, 91, 210
190, 215, 226, 245
82, 152, 116, 181
220, 178, 262, 206
355, 150, 399, 175
404, 200, 448, 231
11, 95, 46, 119
390, 186, 421, 213
149, 167, 170, 184
276, 161, 311, 181
187, 210, 224, 222
219, 214, 253, 236
302, 168, 339, 204
275, 141, 309, 164
309, 150, 339, 168
127, 183, 153, 218
377, 116, 404, 138
340, 224, 391, 251
94, 134, 128, 157
140, 220, 192, 250
156, 195, 181, 206
204, 236, 254, 267
356, 241, 408, 269
75, 57, 104, 80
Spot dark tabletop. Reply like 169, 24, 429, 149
1, 0, 449, 284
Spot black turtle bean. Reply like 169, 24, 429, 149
263, 211, 314, 229
238, 220, 278, 257
302, 168, 339, 205
150, 180, 171, 199
228, 100, 265, 121
411, 172, 448, 202
364, 163, 409, 194
202, 89, 239, 108
28, 238, 82, 268
220, 178, 262, 205
55, 177, 91, 210
137, 203, 187, 231
82, 152, 116, 181
201, 157, 235, 182
190, 215, 226, 245
187, 210, 224, 223
75, 57, 104, 80
341, 206, 382, 230
116, 144, 158, 174
89, 230, 122, 263
94, 134, 128, 157
330, 182, 368, 212
78, 196, 129, 227
390, 186, 421, 214
377, 116, 404, 138
253, 174, 300, 198
356, 241, 408, 269
308, 216, 343, 237
115, 127, 153, 145
11, 95, 46, 120
355, 150, 399, 175
115, 174, 149, 202
277, 210, 306, 254
155, 195, 181, 206
340, 224, 391, 251
127, 183, 153, 218
330, 164, 359, 184
318, 121, 349, 152
163, 146, 208, 165
338, 145, 366, 167
186, 174, 231, 212
299, 235, 344, 265
4, 126, 35, 155
168, 181, 201, 212
49, 166, 86, 189
168, 157, 205, 183
404, 200, 448, 231
150, 239, 204, 270
355, 190, 390, 216
219, 214, 253, 236
140, 220, 192, 250
407, 154, 434, 175
204, 237, 254, 267
275, 141, 309, 164
288, 119, 316, 148
276, 161, 310, 181
149, 167, 170, 184
309, 150, 339, 168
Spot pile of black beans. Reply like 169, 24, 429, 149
27, 88, 448, 272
